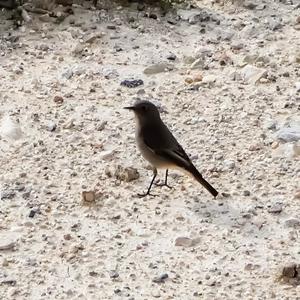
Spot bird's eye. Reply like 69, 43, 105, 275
142, 105, 147, 111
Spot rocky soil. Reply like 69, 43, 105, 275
0, 0, 300, 299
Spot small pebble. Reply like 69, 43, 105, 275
110, 271, 119, 279
28, 209, 37, 218
107, 25, 116, 30
47, 122, 57, 132
267, 203, 283, 214
152, 273, 168, 284
53, 95, 64, 104
285, 219, 300, 228
243, 190, 251, 196
166, 53, 176, 61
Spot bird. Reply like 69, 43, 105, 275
124, 100, 218, 198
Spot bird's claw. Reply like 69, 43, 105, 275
137, 192, 157, 198
155, 182, 172, 189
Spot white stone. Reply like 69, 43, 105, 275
274, 142, 300, 158
223, 160, 235, 170
0, 233, 19, 251
177, 9, 201, 22
202, 75, 217, 84
99, 150, 115, 161
240, 64, 267, 84
0, 115, 23, 140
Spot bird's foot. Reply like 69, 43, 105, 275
155, 182, 172, 189
137, 192, 157, 198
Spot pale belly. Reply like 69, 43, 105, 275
136, 131, 172, 169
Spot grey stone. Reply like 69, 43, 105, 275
175, 237, 200, 247
267, 203, 283, 214
62, 68, 73, 79
231, 41, 244, 50
143, 63, 174, 75
0, 188, 16, 200
100, 67, 119, 79
83, 33, 103, 44
177, 9, 211, 24
223, 160, 235, 170
72, 65, 86, 76
177, 9, 201, 22
72, 43, 84, 55
243, 1, 258, 9
267, 17, 283, 31
218, 29, 235, 41
263, 119, 277, 130
109, 271, 119, 279
285, 218, 300, 228
152, 273, 168, 283
277, 126, 300, 142
105, 165, 140, 182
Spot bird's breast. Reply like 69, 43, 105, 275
135, 128, 173, 169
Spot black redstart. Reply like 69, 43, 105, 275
124, 100, 218, 198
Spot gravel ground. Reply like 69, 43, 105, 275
0, 0, 300, 299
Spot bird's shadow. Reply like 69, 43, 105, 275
190, 195, 273, 240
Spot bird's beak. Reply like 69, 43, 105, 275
123, 106, 135, 110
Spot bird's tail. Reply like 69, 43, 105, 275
187, 164, 218, 198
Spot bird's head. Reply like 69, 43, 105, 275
124, 100, 161, 125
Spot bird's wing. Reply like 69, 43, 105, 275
155, 148, 191, 169
142, 124, 192, 167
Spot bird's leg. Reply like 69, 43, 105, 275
155, 169, 172, 189
138, 168, 157, 197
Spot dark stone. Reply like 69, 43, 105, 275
28, 209, 36, 218
166, 53, 176, 61
243, 190, 251, 196
114, 46, 123, 52
167, 19, 177, 25
110, 271, 119, 279
267, 203, 283, 214
243, 1, 258, 9
107, 25, 116, 30
0, 0, 17, 9
152, 273, 168, 283
1, 279, 17, 286
128, 16, 135, 23
120, 79, 144, 88
149, 13, 157, 20
137, 3, 145, 11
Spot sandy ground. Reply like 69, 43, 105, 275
0, 0, 300, 299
